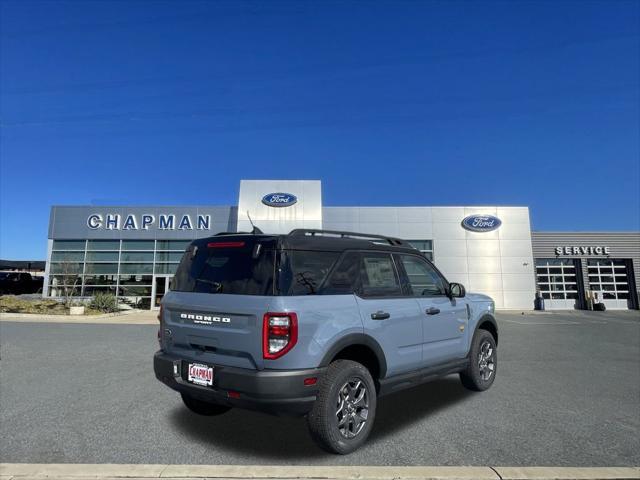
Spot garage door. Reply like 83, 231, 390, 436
536, 259, 580, 310
587, 259, 631, 310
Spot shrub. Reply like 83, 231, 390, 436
89, 293, 118, 313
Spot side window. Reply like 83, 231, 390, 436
279, 251, 340, 295
321, 252, 360, 295
399, 255, 447, 297
359, 252, 402, 297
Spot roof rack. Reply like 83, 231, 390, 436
288, 229, 411, 248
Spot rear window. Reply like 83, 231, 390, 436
172, 240, 350, 296
172, 239, 276, 296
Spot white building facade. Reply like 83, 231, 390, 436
44, 179, 637, 311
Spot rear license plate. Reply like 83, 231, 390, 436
187, 363, 214, 386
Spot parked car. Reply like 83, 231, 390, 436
154, 229, 498, 454
0, 272, 43, 295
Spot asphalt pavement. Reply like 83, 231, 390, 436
0, 310, 638, 466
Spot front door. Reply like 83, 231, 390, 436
356, 252, 423, 377
152, 275, 172, 309
395, 254, 469, 365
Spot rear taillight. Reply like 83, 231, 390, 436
157, 304, 163, 323
262, 312, 298, 359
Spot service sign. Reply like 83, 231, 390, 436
555, 246, 611, 256
461, 214, 502, 232
261, 192, 298, 207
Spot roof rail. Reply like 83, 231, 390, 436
288, 229, 411, 247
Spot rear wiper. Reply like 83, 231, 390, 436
195, 278, 223, 293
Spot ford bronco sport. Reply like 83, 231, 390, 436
154, 229, 498, 454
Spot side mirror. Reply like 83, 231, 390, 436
449, 282, 466, 298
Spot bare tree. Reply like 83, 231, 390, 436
52, 259, 82, 308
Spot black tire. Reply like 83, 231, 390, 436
181, 393, 232, 416
306, 359, 377, 455
460, 329, 497, 392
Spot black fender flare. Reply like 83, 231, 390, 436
319, 333, 388, 379
474, 314, 499, 344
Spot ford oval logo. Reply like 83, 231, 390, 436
461, 214, 502, 232
261, 192, 298, 207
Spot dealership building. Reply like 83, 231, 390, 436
44, 180, 640, 311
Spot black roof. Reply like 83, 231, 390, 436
197, 229, 419, 254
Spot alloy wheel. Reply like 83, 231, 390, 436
335, 377, 369, 438
478, 340, 495, 381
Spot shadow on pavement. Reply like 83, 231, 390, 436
169, 376, 471, 458
370, 377, 471, 442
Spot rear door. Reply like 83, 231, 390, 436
395, 254, 469, 364
355, 252, 423, 377
162, 291, 272, 371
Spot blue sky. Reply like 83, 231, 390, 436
1, 0, 638, 260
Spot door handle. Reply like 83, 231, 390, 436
425, 307, 440, 315
371, 311, 390, 320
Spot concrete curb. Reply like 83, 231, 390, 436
0, 310, 157, 324
0, 464, 638, 480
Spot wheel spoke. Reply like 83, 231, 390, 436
352, 413, 362, 430
337, 414, 348, 428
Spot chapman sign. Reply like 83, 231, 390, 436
87, 213, 212, 231
555, 246, 611, 256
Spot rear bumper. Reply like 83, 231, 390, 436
154, 351, 324, 416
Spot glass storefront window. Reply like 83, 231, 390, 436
155, 251, 184, 262
51, 251, 85, 262
50, 262, 83, 274
119, 285, 152, 296
84, 286, 117, 296
119, 263, 154, 274
120, 252, 154, 263
86, 251, 119, 262
84, 275, 117, 285
121, 240, 155, 250
52, 240, 86, 251
47, 238, 267, 308
87, 240, 120, 251
119, 275, 153, 285
156, 240, 190, 250
85, 263, 119, 274
154, 263, 178, 274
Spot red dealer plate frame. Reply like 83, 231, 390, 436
187, 363, 214, 386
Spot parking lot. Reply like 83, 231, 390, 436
1, 311, 638, 466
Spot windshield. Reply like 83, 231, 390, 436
0, 272, 15, 280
